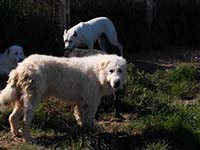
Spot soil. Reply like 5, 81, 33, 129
125, 46, 200, 73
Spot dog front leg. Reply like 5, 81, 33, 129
77, 99, 100, 131
87, 42, 94, 50
22, 97, 40, 143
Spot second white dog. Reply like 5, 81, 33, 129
63, 17, 123, 56
0, 45, 25, 75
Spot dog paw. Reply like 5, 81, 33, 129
11, 129, 23, 138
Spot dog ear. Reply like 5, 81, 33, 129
64, 29, 67, 34
99, 60, 110, 70
73, 31, 78, 37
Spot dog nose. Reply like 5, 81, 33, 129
18, 59, 23, 62
114, 80, 120, 89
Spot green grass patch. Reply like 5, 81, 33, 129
1, 63, 200, 149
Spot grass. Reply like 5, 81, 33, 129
144, 140, 171, 150
1, 63, 200, 149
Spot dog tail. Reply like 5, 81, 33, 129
0, 70, 19, 112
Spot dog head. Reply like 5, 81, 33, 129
5, 45, 25, 63
98, 55, 127, 92
63, 29, 81, 50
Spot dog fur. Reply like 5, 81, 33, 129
63, 48, 123, 118
0, 45, 25, 76
63, 17, 123, 56
0, 45, 25, 90
0, 54, 126, 142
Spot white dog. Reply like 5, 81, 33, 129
0, 54, 126, 142
0, 45, 25, 75
63, 48, 124, 119
63, 17, 123, 56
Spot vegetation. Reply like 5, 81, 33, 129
1, 0, 200, 149
1, 63, 200, 149
1, 0, 200, 54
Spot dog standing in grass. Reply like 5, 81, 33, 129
64, 48, 123, 118
63, 17, 123, 56
0, 54, 126, 143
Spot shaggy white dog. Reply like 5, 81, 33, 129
0, 54, 127, 142
63, 17, 123, 56
63, 48, 123, 119
0, 45, 25, 75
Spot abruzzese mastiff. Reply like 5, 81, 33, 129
0, 54, 127, 143
63, 17, 123, 56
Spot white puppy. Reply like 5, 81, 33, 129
0, 45, 25, 75
63, 17, 123, 56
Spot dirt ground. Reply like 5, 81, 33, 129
125, 46, 200, 73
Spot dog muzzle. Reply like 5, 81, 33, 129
108, 80, 121, 92
18, 59, 24, 62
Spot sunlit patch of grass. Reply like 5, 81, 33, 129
144, 140, 171, 150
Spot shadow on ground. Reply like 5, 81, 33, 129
133, 60, 173, 73
32, 123, 200, 150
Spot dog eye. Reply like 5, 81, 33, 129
109, 69, 114, 73
118, 69, 122, 73
15, 52, 18, 55
68, 40, 72, 43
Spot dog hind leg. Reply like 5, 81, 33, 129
105, 31, 123, 56
9, 100, 23, 137
98, 34, 106, 51
73, 105, 82, 126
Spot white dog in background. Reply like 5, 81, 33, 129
0, 45, 25, 75
0, 54, 126, 142
63, 17, 123, 56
